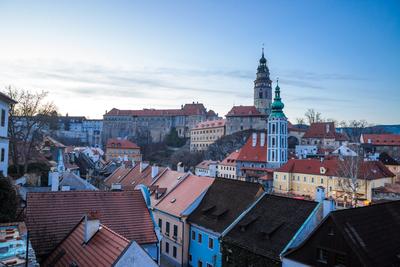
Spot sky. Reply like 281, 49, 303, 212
0, 0, 399, 124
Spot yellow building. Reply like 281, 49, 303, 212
190, 119, 225, 152
273, 158, 395, 207
105, 138, 142, 162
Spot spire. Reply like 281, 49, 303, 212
270, 78, 286, 119
259, 46, 267, 65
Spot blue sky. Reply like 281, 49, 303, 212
0, 0, 399, 124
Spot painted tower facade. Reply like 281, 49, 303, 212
254, 48, 272, 116
267, 80, 288, 168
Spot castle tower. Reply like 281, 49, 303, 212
267, 80, 288, 168
254, 48, 272, 115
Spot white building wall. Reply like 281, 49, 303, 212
0, 100, 11, 176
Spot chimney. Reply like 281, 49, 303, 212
177, 162, 184, 173
140, 161, 149, 172
252, 133, 257, 147
111, 183, 122, 191
151, 164, 159, 179
84, 211, 100, 243
315, 186, 325, 203
50, 171, 59, 192
260, 133, 265, 146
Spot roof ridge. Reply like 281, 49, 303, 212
100, 223, 130, 243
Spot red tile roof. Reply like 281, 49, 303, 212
276, 158, 395, 180
196, 160, 219, 169
226, 106, 263, 117
220, 150, 240, 166
155, 175, 214, 217
104, 165, 133, 187
361, 134, 400, 146
150, 169, 188, 205
303, 122, 349, 141
106, 138, 140, 149
42, 218, 130, 267
193, 119, 226, 130
26, 190, 158, 258
105, 103, 207, 117
120, 165, 166, 190
237, 133, 267, 163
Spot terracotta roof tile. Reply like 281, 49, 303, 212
361, 134, 400, 146
42, 219, 130, 267
220, 150, 240, 166
106, 138, 140, 149
105, 103, 207, 117
150, 169, 188, 205
196, 160, 218, 169
226, 106, 263, 117
276, 158, 395, 179
155, 175, 214, 217
303, 122, 349, 141
26, 190, 158, 258
104, 165, 132, 187
236, 133, 267, 163
193, 119, 226, 129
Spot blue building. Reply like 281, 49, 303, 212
187, 179, 264, 267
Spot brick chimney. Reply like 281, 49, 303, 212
84, 211, 100, 243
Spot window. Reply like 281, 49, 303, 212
321, 178, 324, 184
166, 241, 170, 254
317, 248, 328, 263
0, 109, 5, 127
173, 225, 178, 237
0, 149, 4, 162
198, 261, 203, 267
173, 246, 177, 258
198, 233, 202, 243
192, 230, 196, 240
158, 218, 162, 230
335, 253, 346, 266
304, 177, 307, 182
166, 222, 170, 235
311, 177, 314, 183
189, 254, 192, 262
207, 264, 213, 267
208, 237, 214, 249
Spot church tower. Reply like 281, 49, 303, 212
254, 48, 272, 116
267, 80, 288, 168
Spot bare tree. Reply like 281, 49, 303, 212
304, 109, 322, 125
295, 117, 305, 125
7, 86, 57, 175
335, 154, 367, 208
